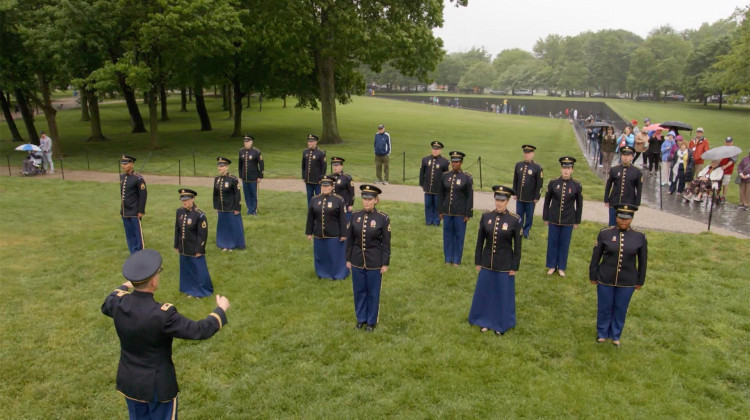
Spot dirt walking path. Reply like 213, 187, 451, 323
5, 167, 746, 239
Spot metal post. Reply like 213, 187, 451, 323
59, 158, 65, 180
478, 156, 483, 189
86, 147, 90, 170
192, 150, 196, 175
6, 154, 11, 176
402, 151, 406, 183
659, 165, 663, 210
178, 159, 182, 185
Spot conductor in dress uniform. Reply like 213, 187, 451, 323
604, 146, 643, 226
346, 184, 391, 332
306, 175, 349, 280
102, 249, 230, 420
174, 189, 213, 298
331, 157, 354, 222
214, 157, 245, 251
512, 145, 543, 239
302, 134, 327, 204
419, 141, 450, 226
468, 185, 522, 335
120, 155, 147, 254
543, 157, 583, 277
589, 204, 648, 347
238, 135, 263, 215
438, 151, 474, 266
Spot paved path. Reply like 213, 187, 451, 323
4, 168, 746, 239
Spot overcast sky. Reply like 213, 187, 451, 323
433, 0, 747, 57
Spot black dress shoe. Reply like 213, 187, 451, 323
365, 324, 376, 332
355, 322, 366, 330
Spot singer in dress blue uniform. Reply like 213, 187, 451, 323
512, 145, 543, 238
174, 189, 213, 298
589, 204, 647, 347
469, 186, 522, 335
419, 141, 450, 226
306, 175, 349, 280
346, 184, 391, 332
543, 157, 583, 277
331, 157, 354, 223
302, 134, 327, 203
604, 146, 643, 226
119, 155, 147, 254
102, 249, 229, 420
438, 151, 473, 265
238, 135, 264, 215
213, 157, 245, 250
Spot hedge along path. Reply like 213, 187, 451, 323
5, 168, 746, 239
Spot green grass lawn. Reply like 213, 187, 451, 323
1, 177, 750, 418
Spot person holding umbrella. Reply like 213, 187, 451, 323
718, 137, 739, 203
589, 204, 648, 347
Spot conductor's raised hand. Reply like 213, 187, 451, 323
216, 295, 230, 311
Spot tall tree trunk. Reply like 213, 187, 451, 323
15, 89, 39, 144
316, 53, 342, 144
147, 90, 159, 148
0, 89, 24, 142
222, 85, 229, 110
283, 95, 287, 108
85, 88, 106, 141
231, 80, 243, 137
258, 94, 262, 112
180, 87, 187, 112
188, 86, 192, 102
246, 93, 250, 108
194, 82, 212, 131
718, 92, 723, 110
118, 75, 146, 133
80, 90, 90, 121
32, 73, 62, 158
159, 84, 169, 121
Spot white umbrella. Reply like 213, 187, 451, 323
14, 143, 42, 152
701, 146, 742, 161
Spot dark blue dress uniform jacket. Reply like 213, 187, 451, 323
238, 147, 264, 182
346, 209, 391, 269
301, 148, 327, 184
333, 172, 355, 207
174, 207, 208, 256
306, 193, 348, 238
437, 170, 474, 217
512, 161, 543, 202
474, 210, 522, 271
101, 286, 227, 402
419, 155, 450, 194
213, 175, 241, 212
543, 177, 583, 225
604, 164, 643, 206
120, 173, 147, 217
589, 227, 648, 287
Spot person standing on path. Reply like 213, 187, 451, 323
719, 136, 738, 203
302, 134, 327, 203
120, 155, 147, 254
512, 145, 543, 239
175, 189, 213, 298
419, 141, 450, 226
102, 249, 230, 420
331, 157, 355, 222
589, 204, 647, 348
238, 135, 263, 215
39, 131, 54, 173
542, 157, 583, 278
374, 124, 391, 184
213, 158, 245, 251
601, 126, 618, 175
438, 151, 474, 266
689, 127, 710, 175
737, 148, 750, 210
604, 146, 642, 227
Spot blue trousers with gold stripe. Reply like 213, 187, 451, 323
122, 217, 144, 254
352, 267, 381, 325
242, 180, 258, 215
596, 284, 635, 341
443, 215, 467, 264
515, 201, 535, 237
306, 183, 320, 204
424, 194, 440, 226
126, 394, 177, 420
546, 223, 573, 271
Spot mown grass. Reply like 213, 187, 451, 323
1, 176, 749, 419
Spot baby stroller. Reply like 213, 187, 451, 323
22, 151, 44, 176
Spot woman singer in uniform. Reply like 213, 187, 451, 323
213, 157, 245, 251
542, 157, 583, 277
306, 175, 349, 280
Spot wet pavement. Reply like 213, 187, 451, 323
574, 124, 750, 237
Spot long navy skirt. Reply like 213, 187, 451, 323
313, 237, 349, 279
216, 212, 245, 250
468, 269, 516, 333
179, 254, 214, 298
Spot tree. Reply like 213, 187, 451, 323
492, 48, 533, 75
458, 62, 495, 92
714, 6, 750, 96
584, 30, 642, 95
433, 53, 467, 91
